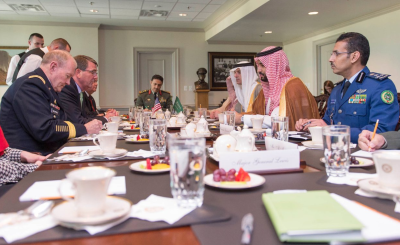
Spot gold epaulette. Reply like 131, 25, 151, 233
139, 90, 148, 94
161, 90, 170, 94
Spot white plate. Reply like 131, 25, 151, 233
206, 119, 217, 122
129, 161, 170, 173
320, 157, 374, 168
125, 137, 149, 144
204, 173, 265, 189
358, 178, 400, 198
123, 127, 140, 131
302, 141, 323, 149
52, 196, 132, 225
167, 126, 184, 129
89, 148, 128, 159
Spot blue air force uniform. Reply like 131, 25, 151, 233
0, 68, 87, 155
322, 66, 398, 143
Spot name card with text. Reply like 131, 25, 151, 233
219, 149, 300, 172
265, 138, 298, 151
220, 124, 234, 135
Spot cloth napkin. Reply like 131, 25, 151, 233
127, 150, 157, 158
130, 194, 195, 224
327, 173, 378, 186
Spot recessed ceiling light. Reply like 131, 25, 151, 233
179, 13, 187, 17
90, 9, 98, 13
308, 11, 318, 15
264, 31, 272, 34
154, 5, 161, 8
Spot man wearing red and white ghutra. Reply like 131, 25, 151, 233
242, 46, 319, 131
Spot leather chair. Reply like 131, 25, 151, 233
314, 94, 330, 119
395, 93, 400, 131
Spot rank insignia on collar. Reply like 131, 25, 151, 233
381, 90, 394, 104
356, 89, 367, 94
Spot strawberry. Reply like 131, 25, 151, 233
146, 158, 152, 170
235, 167, 251, 182
131, 125, 134, 129
137, 135, 141, 141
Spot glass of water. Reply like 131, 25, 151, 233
323, 125, 350, 177
140, 111, 152, 136
134, 108, 143, 127
198, 108, 207, 119
129, 106, 135, 123
224, 111, 235, 126
272, 116, 288, 141
149, 119, 167, 154
168, 137, 206, 208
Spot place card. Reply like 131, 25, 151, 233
219, 149, 299, 172
220, 124, 234, 135
265, 138, 298, 150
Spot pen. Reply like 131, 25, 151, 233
302, 121, 312, 128
368, 119, 379, 152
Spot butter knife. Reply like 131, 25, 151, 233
241, 213, 254, 244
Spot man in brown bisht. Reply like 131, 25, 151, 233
241, 46, 319, 131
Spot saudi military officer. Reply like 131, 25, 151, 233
295, 32, 398, 143
136, 74, 172, 111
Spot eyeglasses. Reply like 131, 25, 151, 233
330, 51, 352, 57
83, 69, 98, 75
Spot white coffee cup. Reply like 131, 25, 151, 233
59, 167, 116, 217
110, 116, 121, 124
309, 126, 323, 144
373, 151, 400, 190
169, 117, 177, 127
251, 117, 263, 130
106, 122, 118, 133
218, 113, 224, 123
93, 133, 118, 153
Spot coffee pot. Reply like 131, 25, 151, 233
195, 116, 210, 137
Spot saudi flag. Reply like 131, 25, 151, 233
173, 97, 183, 113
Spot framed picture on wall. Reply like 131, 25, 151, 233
208, 52, 256, 91
0, 46, 27, 85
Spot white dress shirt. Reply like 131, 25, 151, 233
6, 49, 29, 86
16, 47, 49, 79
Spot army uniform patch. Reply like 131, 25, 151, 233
348, 94, 367, 104
381, 90, 394, 104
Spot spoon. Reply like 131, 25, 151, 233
0, 200, 54, 227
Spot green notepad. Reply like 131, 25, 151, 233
262, 190, 365, 243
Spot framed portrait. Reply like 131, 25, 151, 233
0, 46, 27, 85
208, 52, 256, 91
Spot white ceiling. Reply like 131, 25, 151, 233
0, 0, 400, 43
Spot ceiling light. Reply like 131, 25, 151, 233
154, 5, 161, 8
264, 31, 272, 34
179, 13, 187, 17
308, 11, 318, 15
90, 9, 98, 13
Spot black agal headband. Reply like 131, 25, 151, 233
256, 47, 282, 57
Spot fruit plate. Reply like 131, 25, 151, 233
204, 173, 265, 189
125, 137, 149, 144
123, 127, 140, 131
319, 157, 374, 168
129, 161, 170, 173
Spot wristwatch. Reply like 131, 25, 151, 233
241, 116, 244, 122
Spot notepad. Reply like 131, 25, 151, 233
262, 190, 365, 243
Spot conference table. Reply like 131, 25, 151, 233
0, 127, 399, 245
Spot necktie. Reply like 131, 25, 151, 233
80, 92, 84, 106
89, 97, 95, 111
342, 81, 351, 98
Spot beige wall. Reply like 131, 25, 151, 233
98, 29, 267, 108
284, 9, 400, 95
0, 23, 99, 102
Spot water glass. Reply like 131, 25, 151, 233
140, 111, 152, 135
198, 108, 207, 119
149, 119, 167, 154
129, 106, 135, 122
135, 109, 143, 127
272, 116, 288, 141
218, 113, 224, 123
224, 111, 235, 126
323, 125, 350, 177
168, 137, 206, 208
136, 106, 143, 110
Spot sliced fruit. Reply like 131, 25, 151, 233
152, 164, 170, 170
146, 158, 152, 170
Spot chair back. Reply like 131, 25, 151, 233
314, 94, 330, 119
395, 93, 400, 131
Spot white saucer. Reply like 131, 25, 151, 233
320, 157, 374, 168
249, 128, 265, 133
204, 173, 265, 189
206, 119, 217, 122
52, 196, 132, 225
302, 141, 323, 149
358, 178, 400, 198
89, 148, 128, 159
123, 127, 140, 131
129, 161, 170, 173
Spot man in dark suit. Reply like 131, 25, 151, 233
82, 78, 106, 118
59, 55, 117, 124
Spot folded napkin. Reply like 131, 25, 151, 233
127, 150, 157, 158
130, 194, 195, 224
327, 173, 378, 186
61, 214, 131, 235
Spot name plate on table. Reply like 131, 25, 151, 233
265, 138, 298, 150
220, 124, 234, 135
219, 149, 299, 172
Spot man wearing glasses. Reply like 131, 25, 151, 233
295, 32, 398, 143
59, 55, 117, 124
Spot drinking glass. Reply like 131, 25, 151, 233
272, 116, 288, 141
149, 119, 167, 154
168, 137, 206, 208
135, 109, 143, 127
224, 111, 235, 126
198, 108, 207, 119
322, 125, 350, 177
140, 111, 152, 135
136, 106, 143, 110
218, 113, 224, 123
129, 106, 135, 123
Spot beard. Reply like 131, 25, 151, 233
259, 72, 268, 82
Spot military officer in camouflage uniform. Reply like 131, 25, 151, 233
136, 74, 173, 111
295, 32, 398, 143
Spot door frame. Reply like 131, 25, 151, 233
312, 33, 343, 95
133, 48, 179, 104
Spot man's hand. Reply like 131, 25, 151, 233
234, 111, 242, 125
85, 119, 103, 134
209, 109, 221, 119
358, 130, 386, 151
295, 118, 327, 131
21, 151, 50, 167
105, 109, 118, 120
143, 109, 151, 112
